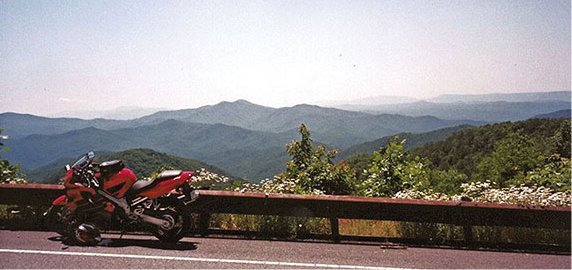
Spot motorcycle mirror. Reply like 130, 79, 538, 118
65, 164, 71, 171
87, 151, 95, 160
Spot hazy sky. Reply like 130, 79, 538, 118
1, 0, 570, 115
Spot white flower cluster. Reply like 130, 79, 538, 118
460, 181, 571, 207
393, 189, 459, 201
191, 168, 229, 188
393, 181, 571, 207
234, 176, 325, 195
234, 176, 299, 194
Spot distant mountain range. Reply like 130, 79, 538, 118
1, 90, 569, 182
532, 109, 571, 119
317, 95, 418, 106
338, 125, 473, 160
425, 90, 570, 103
0, 113, 129, 139
338, 101, 570, 122
0, 100, 484, 180
133, 101, 482, 148
4, 119, 289, 169
335, 91, 570, 122
1, 100, 483, 149
48, 106, 167, 120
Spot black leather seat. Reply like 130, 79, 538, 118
154, 170, 183, 181
127, 170, 183, 197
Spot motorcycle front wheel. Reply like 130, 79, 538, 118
44, 205, 69, 236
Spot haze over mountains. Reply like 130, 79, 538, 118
1, 91, 569, 181
49, 106, 166, 120
334, 91, 570, 122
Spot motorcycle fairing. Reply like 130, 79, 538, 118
102, 168, 137, 198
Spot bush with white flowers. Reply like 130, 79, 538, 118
393, 180, 571, 207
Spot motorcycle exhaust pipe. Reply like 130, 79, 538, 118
137, 213, 171, 228
95, 189, 170, 228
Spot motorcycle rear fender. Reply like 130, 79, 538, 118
139, 171, 194, 199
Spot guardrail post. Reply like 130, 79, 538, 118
330, 217, 340, 243
199, 212, 211, 236
463, 225, 473, 243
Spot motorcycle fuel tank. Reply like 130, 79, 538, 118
103, 168, 137, 198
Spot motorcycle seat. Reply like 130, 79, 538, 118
127, 170, 183, 196
154, 170, 183, 181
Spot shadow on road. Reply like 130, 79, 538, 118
48, 236, 198, 251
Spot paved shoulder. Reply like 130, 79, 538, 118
0, 231, 569, 269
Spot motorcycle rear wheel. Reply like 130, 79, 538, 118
152, 206, 191, 243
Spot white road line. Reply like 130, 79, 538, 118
0, 248, 410, 270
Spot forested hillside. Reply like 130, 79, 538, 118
343, 118, 571, 194
410, 118, 571, 177
338, 125, 472, 160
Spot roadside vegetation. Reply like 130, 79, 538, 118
0, 128, 26, 184
233, 119, 570, 203
189, 118, 571, 246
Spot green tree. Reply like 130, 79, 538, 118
345, 154, 373, 183
552, 120, 571, 159
523, 154, 571, 191
476, 133, 541, 186
0, 128, 26, 184
428, 169, 468, 194
361, 136, 429, 197
282, 124, 356, 195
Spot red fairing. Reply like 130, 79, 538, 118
62, 168, 94, 211
104, 168, 137, 198
60, 167, 137, 211
52, 195, 68, 206
63, 170, 74, 189
139, 171, 194, 199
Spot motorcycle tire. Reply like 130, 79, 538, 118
152, 205, 191, 243
44, 205, 68, 236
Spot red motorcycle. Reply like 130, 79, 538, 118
45, 152, 196, 243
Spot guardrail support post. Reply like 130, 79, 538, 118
463, 225, 473, 243
199, 212, 211, 236
330, 217, 340, 243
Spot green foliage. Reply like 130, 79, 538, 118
476, 133, 541, 187
552, 120, 571, 158
0, 128, 26, 184
345, 154, 373, 183
428, 169, 468, 194
338, 125, 472, 160
410, 118, 571, 177
523, 154, 571, 191
282, 124, 356, 195
361, 136, 430, 197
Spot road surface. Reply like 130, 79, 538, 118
0, 231, 569, 269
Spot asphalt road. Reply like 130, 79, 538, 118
0, 230, 570, 269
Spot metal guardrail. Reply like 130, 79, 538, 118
0, 184, 570, 242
